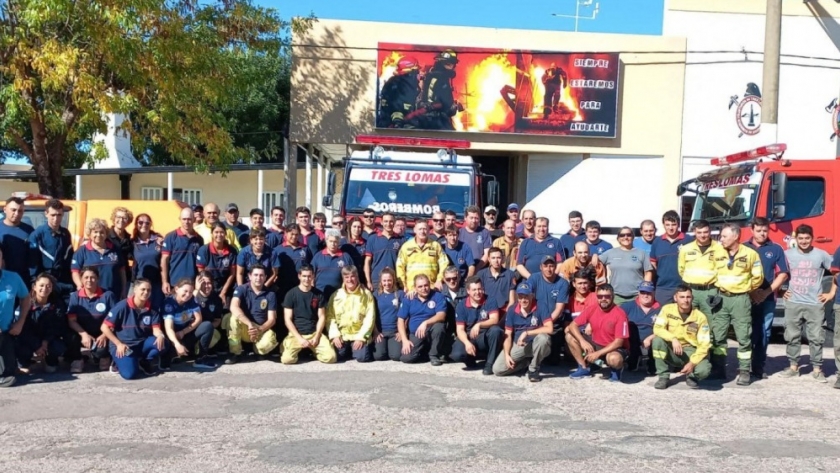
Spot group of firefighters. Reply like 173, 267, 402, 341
0, 196, 837, 390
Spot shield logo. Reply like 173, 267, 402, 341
209, 304, 216, 312
765, 251, 773, 259
530, 316, 537, 326
392, 297, 399, 307
260, 299, 268, 310
458, 258, 464, 265
108, 253, 118, 261
95, 302, 106, 313
427, 301, 436, 309
631, 256, 638, 262
477, 235, 483, 243
337, 260, 345, 268
547, 243, 554, 248
393, 242, 400, 250
142, 315, 151, 325
480, 309, 487, 320
165, 304, 174, 313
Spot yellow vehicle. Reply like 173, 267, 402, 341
0, 193, 188, 248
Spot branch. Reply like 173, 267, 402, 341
10, 131, 33, 158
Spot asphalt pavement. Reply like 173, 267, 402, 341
2, 341, 840, 473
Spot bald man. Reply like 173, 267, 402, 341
559, 241, 606, 283
161, 208, 205, 295
194, 203, 241, 250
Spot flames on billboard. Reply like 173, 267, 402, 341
375, 43, 619, 138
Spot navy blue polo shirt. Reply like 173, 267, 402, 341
455, 295, 500, 331
504, 302, 551, 343
30, 224, 73, 286
232, 283, 276, 325
745, 238, 789, 296
375, 289, 404, 333
365, 232, 405, 284
162, 296, 201, 330
526, 272, 570, 318
649, 233, 694, 289
196, 243, 237, 292
22, 299, 65, 342
0, 219, 35, 285
300, 231, 321, 256
397, 290, 447, 332
0, 270, 29, 331
311, 249, 355, 297
236, 245, 279, 282
620, 299, 661, 341
340, 237, 368, 283
132, 235, 164, 283
559, 232, 586, 259
477, 267, 516, 311
587, 239, 613, 256
67, 289, 118, 335
444, 241, 474, 282
238, 228, 282, 251
71, 241, 126, 297
516, 236, 564, 276
458, 227, 492, 265
196, 291, 224, 322
162, 228, 204, 284
103, 297, 160, 347
274, 243, 312, 290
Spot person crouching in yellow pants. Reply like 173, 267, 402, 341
225, 264, 278, 364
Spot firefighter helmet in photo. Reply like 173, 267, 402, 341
396, 56, 420, 75
435, 49, 459, 65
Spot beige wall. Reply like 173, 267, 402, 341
668, 0, 840, 17
290, 19, 688, 213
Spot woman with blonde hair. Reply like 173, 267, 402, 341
109, 206, 134, 284
71, 218, 128, 299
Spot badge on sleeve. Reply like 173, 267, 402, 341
95, 302, 106, 313
260, 299, 268, 310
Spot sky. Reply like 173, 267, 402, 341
262, 0, 665, 35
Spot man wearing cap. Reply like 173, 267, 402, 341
397, 274, 449, 365
493, 281, 553, 381
559, 211, 586, 259
192, 204, 204, 226
567, 284, 630, 382
429, 211, 446, 242
620, 281, 661, 374
492, 219, 521, 271
527, 254, 570, 365
459, 205, 492, 270
239, 208, 282, 251
516, 217, 563, 280
506, 203, 521, 232
195, 203, 241, 250
560, 241, 606, 284
451, 276, 503, 375
223, 203, 250, 242
483, 206, 502, 239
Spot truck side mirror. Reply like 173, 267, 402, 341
771, 172, 787, 220
321, 195, 333, 208
326, 171, 337, 196
486, 180, 499, 208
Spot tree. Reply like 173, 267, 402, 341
0, 0, 313, 197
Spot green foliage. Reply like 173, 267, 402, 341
0, 0, 314, 196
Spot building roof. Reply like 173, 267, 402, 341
0, 163, 287, 180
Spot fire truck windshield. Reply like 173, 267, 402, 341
344, 167, 472, 218
690, 170, 762, 223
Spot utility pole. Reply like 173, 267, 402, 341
761, 0, 782, 142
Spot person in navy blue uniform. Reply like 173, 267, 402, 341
131, 213, 165, 311
227, 264, 280, 363
29, 199, 74, 300
459, 206, 492, 269
526, 255, 570, 365
238, 208, 282, 250
108, 207, 134, 288
619, 281, 661, 374
493, 281, 553, 381
451, 276, 503, 375
0, 196, 36, 288
196, 222, 237, 305
71, 218, 127, 299
744, 217, 789, 379
66, 267, 118, 373
195, 271, 227, 355
100, 279, 167, 379
268, 206, 286, 239
364, 212, 404, 291
440, 266, 467, 345
161, 278, 217, 370
161, 207, 204, 296
361, 209, 377, 239
15, 273, 63, 373
478, 247, 515, 313
311, 229, 355, 300
0, 247, 32, 387
649, 211, 693, 306
443, 226, 475, 285
559, 211, 586, 259
397, 274, 448, 365
340, 218, 367, 285
274, 224, 312, 302
236, 228, 279, 289
584, 221, 613, 256
372, 268, 404, 361
295, 206, 321, 256
516, 216, 564, 280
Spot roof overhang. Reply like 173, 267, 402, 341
0, 163, 286, 180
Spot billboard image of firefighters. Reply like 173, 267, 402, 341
375, 42, 620, 138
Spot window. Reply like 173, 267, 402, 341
141, 187, 163, 200
262, 192, 283, 210
180, 189, 203, 206
784, 177, 825, 221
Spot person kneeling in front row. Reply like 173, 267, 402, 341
493, 282, 552, 382
281, 265, 337, 364
226, 264, 278, 363
397, 274, 448, 365
451, 276, 503, 375
327, 266, 375, 362
566, 283, 630, 382
652, 284, 712, 389
161, 278, 217, 370
100, 279, 167, 379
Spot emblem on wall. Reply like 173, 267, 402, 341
824, 98, 840, 141
728, 82, 762, 138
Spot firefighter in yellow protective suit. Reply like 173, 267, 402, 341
652, 285, 712, 390
396, 221, 449, 291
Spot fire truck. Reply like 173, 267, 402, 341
324, 135, 499, 228
677, 143, 836, 329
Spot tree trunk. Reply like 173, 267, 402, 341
29, 118, 66, 198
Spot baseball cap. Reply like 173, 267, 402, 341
540, 255, 556, 265
638, 281, 655, 293
226, 203, 239, 213
484, 205, 497, 214
515, 282, 533, 296
507, 203, 520, 211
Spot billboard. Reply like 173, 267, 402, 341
375, 42, 620, 138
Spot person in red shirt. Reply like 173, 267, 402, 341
565, 283, 630, 382
564, 267, 598, 326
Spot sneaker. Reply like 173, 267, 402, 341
736, 370, 751, 386
752, 370, 767, 380
608, 368, 623, 383
813, 371, 827, 383
138, 359, 157, 376
482, 367, 494, 376
429, 356, 443, 367
194, 357, 217, 369
654, 377, 669, 390
685, 376, 699, 389
778, 366, 800, 378
44, 364, 57, 374
224, 354, 240, 365
570, 366, 591, 379
527, 370, 541, 382
0, 376, 16, 388
98, 357, 112, 372
109, 362, 119, 375
464, 358, 478, 369
159, 357, 172, 371
70, 360, 84, 374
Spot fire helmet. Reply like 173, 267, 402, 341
396, 56, 420, 75
435, 49, 459, 65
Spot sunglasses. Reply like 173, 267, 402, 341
332, 221, 345, 225
137, 220, 151, 225
618, 233, 633, 238
485, 212, 496, 216
363, 215, 375, 219
596, 294, 612, 299
432, 219, 444, 223
444, 277, 458, 282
